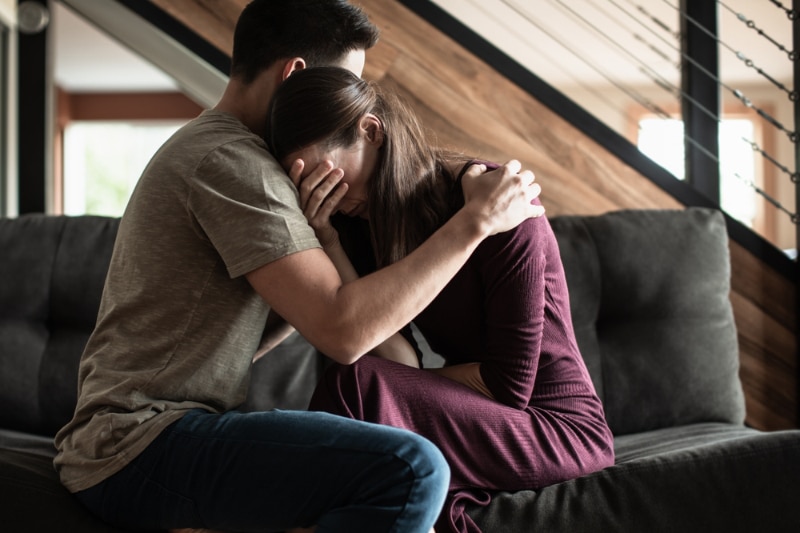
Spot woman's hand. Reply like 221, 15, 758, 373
428, 363, 495, 399
288, 157, 361, 285
289, 158, 349, 249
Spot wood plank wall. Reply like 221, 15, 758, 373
150, 0, 797, 430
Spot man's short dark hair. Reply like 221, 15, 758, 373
231, 0, 380, 83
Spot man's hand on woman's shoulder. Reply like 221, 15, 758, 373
460, 160, 545, 237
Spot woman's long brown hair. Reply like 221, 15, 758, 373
266, 66, 465, 267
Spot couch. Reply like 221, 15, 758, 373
1, 208, 798, 532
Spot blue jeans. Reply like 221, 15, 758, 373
75, 409, 449, 532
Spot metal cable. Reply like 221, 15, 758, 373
768, 0, 799, 21
501, 0, 797, 224
622, 0, 680, 38
718, 0, 796, 60
661, 0, 798, 101
498, 0, 673, 118
544, 0, 723, 126
594, 0, 680, 68
463, 0, 647, 134
659, 0, 799, 142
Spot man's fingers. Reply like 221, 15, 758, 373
530, 182, 542, 199
461, 162, 487, 181
502, 159, 522, 176
520, 169, 536, 186
460, 158, 546, 233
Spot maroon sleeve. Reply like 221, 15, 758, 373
475, 217, 547, 409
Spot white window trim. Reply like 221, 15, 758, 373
0, 0, 16, 217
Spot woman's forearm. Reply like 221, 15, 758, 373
322, 240, 360, 283
325, 241, 419, 367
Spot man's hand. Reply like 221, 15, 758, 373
461, 160, 544, 237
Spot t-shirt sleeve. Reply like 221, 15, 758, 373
187, 139, 320, 278
476, 216, 547, 409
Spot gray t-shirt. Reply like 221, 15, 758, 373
54, 110, 320, 492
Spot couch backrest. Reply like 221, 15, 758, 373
0, 215, 119, 436
0, 208, 746, 438
550, 208, 746, 435
0, 214, 325, 438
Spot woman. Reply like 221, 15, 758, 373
265, 67, 614, 533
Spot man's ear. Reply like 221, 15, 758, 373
281, 57, 307, 81
361, 114, 385, 147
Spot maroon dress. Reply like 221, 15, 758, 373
310, 171, 614, 532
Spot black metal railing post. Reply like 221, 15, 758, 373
680, 0, 720, 202
793, 0, 800, 427
17, 0, 52, 214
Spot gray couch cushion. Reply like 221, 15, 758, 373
551, 208, 745, 435
469, 424, 800, 532
0, 215, 119, 437
0, 447, 137, 532
0, 209, 795, 533
243, 331, 325, 412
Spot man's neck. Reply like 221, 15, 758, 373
214, 69, 280, 137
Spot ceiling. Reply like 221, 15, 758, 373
53, 0, 793, 93
53, 1, 178, 92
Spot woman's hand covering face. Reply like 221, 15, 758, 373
289, 158, 349, 249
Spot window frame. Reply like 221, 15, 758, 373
629, 102, 777, 244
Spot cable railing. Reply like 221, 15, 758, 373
431, 0, 799, 259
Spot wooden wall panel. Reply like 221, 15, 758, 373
150, 0, 797, 430
152, 0, 241, 56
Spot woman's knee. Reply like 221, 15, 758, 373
393, 430, 450, 499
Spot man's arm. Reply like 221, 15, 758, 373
294, 160, 420, 368
245, 160, 543, 364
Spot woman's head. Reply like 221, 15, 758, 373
267, 67, 381, 218
266, 66, 457, 266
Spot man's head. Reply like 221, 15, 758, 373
231, 0, 380, 83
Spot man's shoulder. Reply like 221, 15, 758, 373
177, 110, 262, 147
159, 110, 279, 175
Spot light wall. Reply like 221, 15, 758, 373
0, 0, 15, 217
0, 0, 14, 24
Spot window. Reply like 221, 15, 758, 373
62, 121, 183, 216
638, 117, 758, 229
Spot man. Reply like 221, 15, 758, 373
54, 1, 544, 532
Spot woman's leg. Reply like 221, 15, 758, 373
309, 356, 613, 491
75, 409, 449, 533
